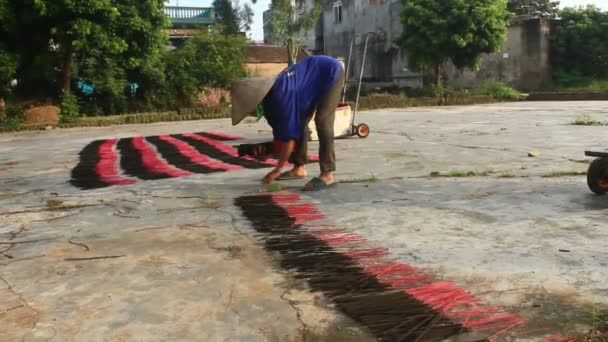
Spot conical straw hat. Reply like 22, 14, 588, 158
230, 77, 275, 126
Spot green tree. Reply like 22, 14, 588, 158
213, 0, 255, 35
0, 0, 248, 116
10, 0, 168, 114
267, 0, 322, 64
213, 0, 240, 35
551, 5, 608, 81
33, 0, 126, 94
1, 0, 58, 98
32, 0, 167, 98
77, 1, 169, 114
0, 0, 7, 30
238, 2, 255, 33
397, 0, 511, 92
0, 49, 17, 98
0, 0, 17, 98
507, 0, 560, 18
166, 29, 247, 107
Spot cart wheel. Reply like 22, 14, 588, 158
356, 123, 370, 139
587, 158, 608, 195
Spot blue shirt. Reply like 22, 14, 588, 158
263, 55, 343, 142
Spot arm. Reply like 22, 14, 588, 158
263, 140, 295, 184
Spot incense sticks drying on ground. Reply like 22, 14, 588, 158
70, 131, 318, 190
235, 193, 570, 342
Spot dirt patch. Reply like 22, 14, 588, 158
22, 106, 59, 125
449, 272, 597, 338
302, 322, 373, 342
581, 330, 608, 341
0, 279, 39, 340
578, 307, 608, 342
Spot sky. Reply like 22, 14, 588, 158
167, 0, 608, 42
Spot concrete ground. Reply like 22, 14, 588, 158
1, 101, 607, 341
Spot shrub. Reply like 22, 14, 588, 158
59, 93, 80, 124
0, 47, 17, 98
572, 114, 604, 126
197, 87, 231, 107
552, 6, 608, 80
163, 30, 246, 109
2, 116, 20, 129
473, 81, 521, 100
541, 71, 608, 91
1, 102, 23, 128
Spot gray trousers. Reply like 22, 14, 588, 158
290, 68, 345, 172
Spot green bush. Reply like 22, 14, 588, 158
553, 71, 589, 88
541, 71, 608, 91
583, 80, 608, 91
165, 29, 247, 108
552, 6, 608, 80
4, 104, 22, 119
59, 93, 80, 124
0, 47, 17, 98
356, 93, 495, 110
572, 114, 604, 126
2, 116, 20, 129
473, 81, 521, 100
1, 102, 23, 128
2, 103, 21, 127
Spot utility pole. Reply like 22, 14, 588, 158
289, 0, 298, 65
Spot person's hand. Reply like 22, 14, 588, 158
252, 145, 268, 161
263, 169, 281, 184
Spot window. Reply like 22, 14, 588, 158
333, 1, 342, 23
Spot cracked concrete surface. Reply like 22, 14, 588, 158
1, 101, 607, 341
0, 188, 369, 341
